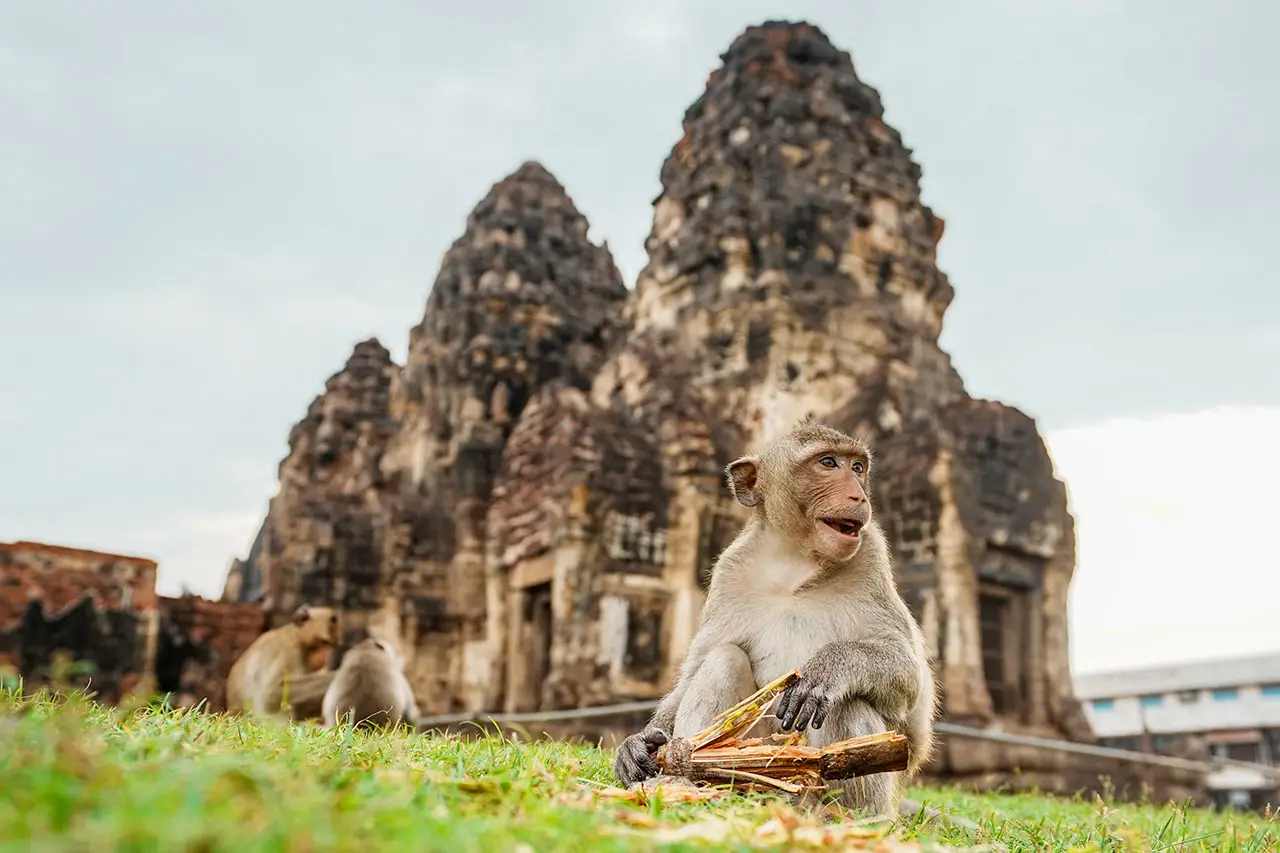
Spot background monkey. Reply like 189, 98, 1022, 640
225, 604, 340, 717
613, 420, 936, 818
321, 637, 420, 730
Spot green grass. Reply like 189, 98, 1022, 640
0, 685, 1274, 852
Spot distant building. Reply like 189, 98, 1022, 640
1075, 652, 1280, 810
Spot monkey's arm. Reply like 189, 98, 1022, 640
647, 678, 683, 736
777, 635, 921, 732
614, 607, 729, 785
252, 669, 335, 720
646, 609, 729, 736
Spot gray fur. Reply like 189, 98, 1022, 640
321, 638, 421, 729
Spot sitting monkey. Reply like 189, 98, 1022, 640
613, 420, 937, 818
225, 604, 340, 717
321, 637, 420, 730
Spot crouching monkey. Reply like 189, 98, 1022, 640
613, 420, 937, 819
225, 604, 340, 717
321, 637, 421, 730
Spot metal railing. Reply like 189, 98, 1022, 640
415, 699, 1280, 784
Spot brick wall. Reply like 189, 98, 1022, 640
0, 540, 160, 702
157, 595, 267, 711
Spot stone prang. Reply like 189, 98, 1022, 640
628, 20, 963, 449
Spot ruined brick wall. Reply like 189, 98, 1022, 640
485, 384, 679, 712
0, 541, 160, 702
864, 398, 1087, 741
939, 399, 1089, 741
156, 595, 266, 711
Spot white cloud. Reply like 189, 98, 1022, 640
612, 6, 691, 53
147, 510, 265, 598
1049, 405, 1280, 676
3, 508, 263, 601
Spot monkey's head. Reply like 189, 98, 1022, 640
291, 604, 340, 650
351, 637, 403, 666
726, 420, 873, 563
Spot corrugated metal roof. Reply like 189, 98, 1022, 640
1074, 651, 1280, 699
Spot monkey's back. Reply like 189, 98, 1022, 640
322, 650, 411, 729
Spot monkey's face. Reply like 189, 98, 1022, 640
294, 605, 341, 649
727, 422, 874, 564
797, 447, 873, 562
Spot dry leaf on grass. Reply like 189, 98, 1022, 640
567, 781, 728, 806
610, 812, 945, 851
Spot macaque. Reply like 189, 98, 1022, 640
613, 420, 936, 818
321, 637, 421, 730
225, 604, 340, 717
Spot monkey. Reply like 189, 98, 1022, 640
225, 604, 340, 717
320, 637, 421, 730
612, 419, 937, 820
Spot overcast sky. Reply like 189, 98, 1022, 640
2, 1, 1277, 677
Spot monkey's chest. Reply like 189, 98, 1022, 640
743, 596, 859, 686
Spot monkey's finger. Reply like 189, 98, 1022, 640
810, 702, 828, 730
793, 695, 822, 732
642, 729, 668, 749
776, 687, 801, 729
618, 752, 649, 784
632, 753, 655, 778
776, 698, 795, 730
633, 748, 660, 778
782, 690, 812, 731
629, 740, 660, 774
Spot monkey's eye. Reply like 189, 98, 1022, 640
819, 455, 838, 469
852, 460, 866, 474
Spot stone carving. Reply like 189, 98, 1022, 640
156, 595, 266, 711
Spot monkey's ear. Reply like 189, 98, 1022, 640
726, 456, 762, 507
291, 604, 311, 626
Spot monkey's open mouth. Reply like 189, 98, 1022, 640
821, 518, 863, 538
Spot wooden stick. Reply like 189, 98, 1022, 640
817, 732, 910, 780
659, 731, 908, 788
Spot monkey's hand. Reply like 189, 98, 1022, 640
776, 674, 833, 733
612, 727, 669, 787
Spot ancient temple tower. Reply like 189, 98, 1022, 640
378, 161, 629, 709
627, 21, 965, 451
233, 338, 399, 620
232, 163, 629, 712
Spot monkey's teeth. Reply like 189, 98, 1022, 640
821, 518, 861, 537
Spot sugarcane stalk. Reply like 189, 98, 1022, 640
653, 667, 910, 794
